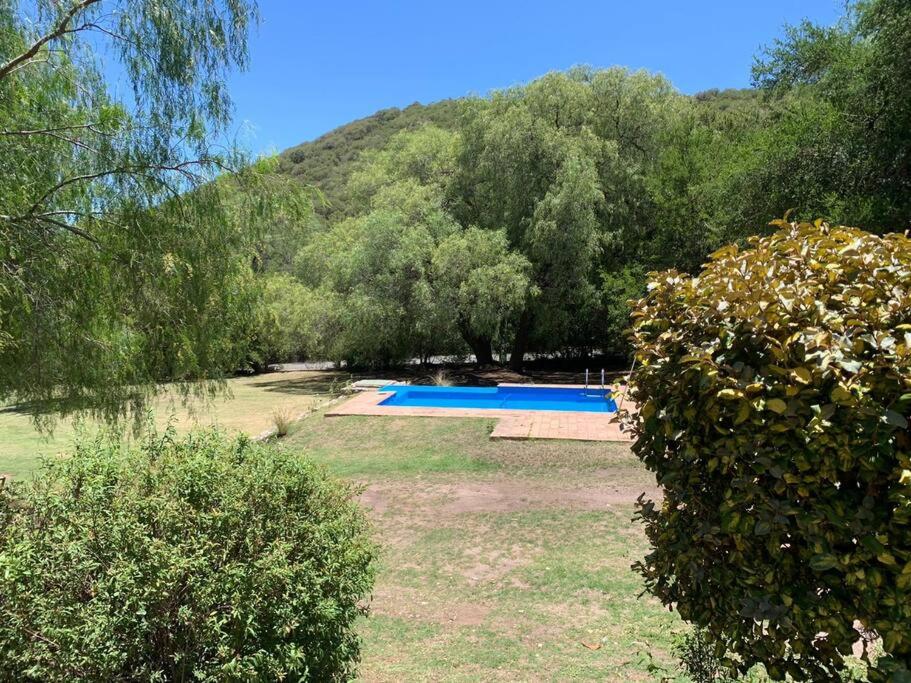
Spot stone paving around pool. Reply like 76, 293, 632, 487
325, 384, 632, 442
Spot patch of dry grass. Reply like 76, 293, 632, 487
0, 370, 344, 478
281, 412, 682, 681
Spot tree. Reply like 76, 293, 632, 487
0, 0, 284, 423
454, 68, 683, 368
244, 272, 324, 371
744, 0, 911, 230
432, 228, 534, 364
295, 207, 460, 368
290, 125, 541, 368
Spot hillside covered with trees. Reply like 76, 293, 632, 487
278, 100, 462, 221
253, 0, 909, 372
276, 88, 762, 224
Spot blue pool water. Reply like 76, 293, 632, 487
378, 385, 617, 413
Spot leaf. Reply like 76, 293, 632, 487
830, 386, 853, 404
580, 642, 602, 651
877, 552, 897, 566
710, 245, 739, 260
809, 554, 839, 571
883, 410, 908, 429
766, 398, 787, 414
791, 367, 812, 384
836, 359, 862, 374
718, 388, 744, 401
735, 401, 751, 424
861, 536, 885, 554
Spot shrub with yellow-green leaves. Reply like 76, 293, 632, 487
628, 220, 911, 682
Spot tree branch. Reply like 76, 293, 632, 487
0, 213, 100, 245
1, 123, 108, 137
25, 160, 214, 216
0, 0, 103, 81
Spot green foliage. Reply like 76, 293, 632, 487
246, 272, 325, 369
0, 427, 376, 681
281, 101, 462, 221
629, 220, 911, 681
747, 0, 911, 228
693, 88, 765, 116
0, 0, 305, 423
673, 629, 735, 683
291, 127, 476, 366
296, 205, 460, 367
599, 265, 646, 360
432, 228, 534, 363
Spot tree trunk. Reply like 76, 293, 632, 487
475, 342, 494, 366
458, 322, 494, 366
509, 311, 532, 372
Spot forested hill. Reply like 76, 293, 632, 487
278, 88, 762, 220
279, 99, 461, 219
257, 0, 911, 373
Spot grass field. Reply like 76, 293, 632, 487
0, 377, 690, 680
0, 370, 344, 479
0, 372, 870, 680
282, 412, 690, 681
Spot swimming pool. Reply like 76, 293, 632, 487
378, 385, 617, 413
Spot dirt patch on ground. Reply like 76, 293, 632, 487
371, 585, 492, 626
358, 486, 390, 514
358, 477, 660, 519
439, 482, 657, 514
459, 543, 535, 584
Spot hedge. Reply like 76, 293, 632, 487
628, 220, 911, 681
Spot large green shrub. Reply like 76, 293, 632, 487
0, 429, 376, 681
629, 220, 911, 681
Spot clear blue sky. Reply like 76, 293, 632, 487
227, 0, 844, 154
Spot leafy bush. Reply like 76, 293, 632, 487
0, 429, 376, 681
629, 220, 911, 681
674, 628, 734, 683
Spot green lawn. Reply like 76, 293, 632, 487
0, 376, 869, 680
282, 412, 691, 681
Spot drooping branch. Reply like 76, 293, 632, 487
0, 212, 100, 245
0, 123, 108, 137
24, 160, 215, 216
0, 0, 103, 81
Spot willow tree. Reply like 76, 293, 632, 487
454, 68, 682, 368
432, 228, 533, 365
0, 0, 300, 423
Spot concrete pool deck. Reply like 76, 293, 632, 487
325, 384, 633, 442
